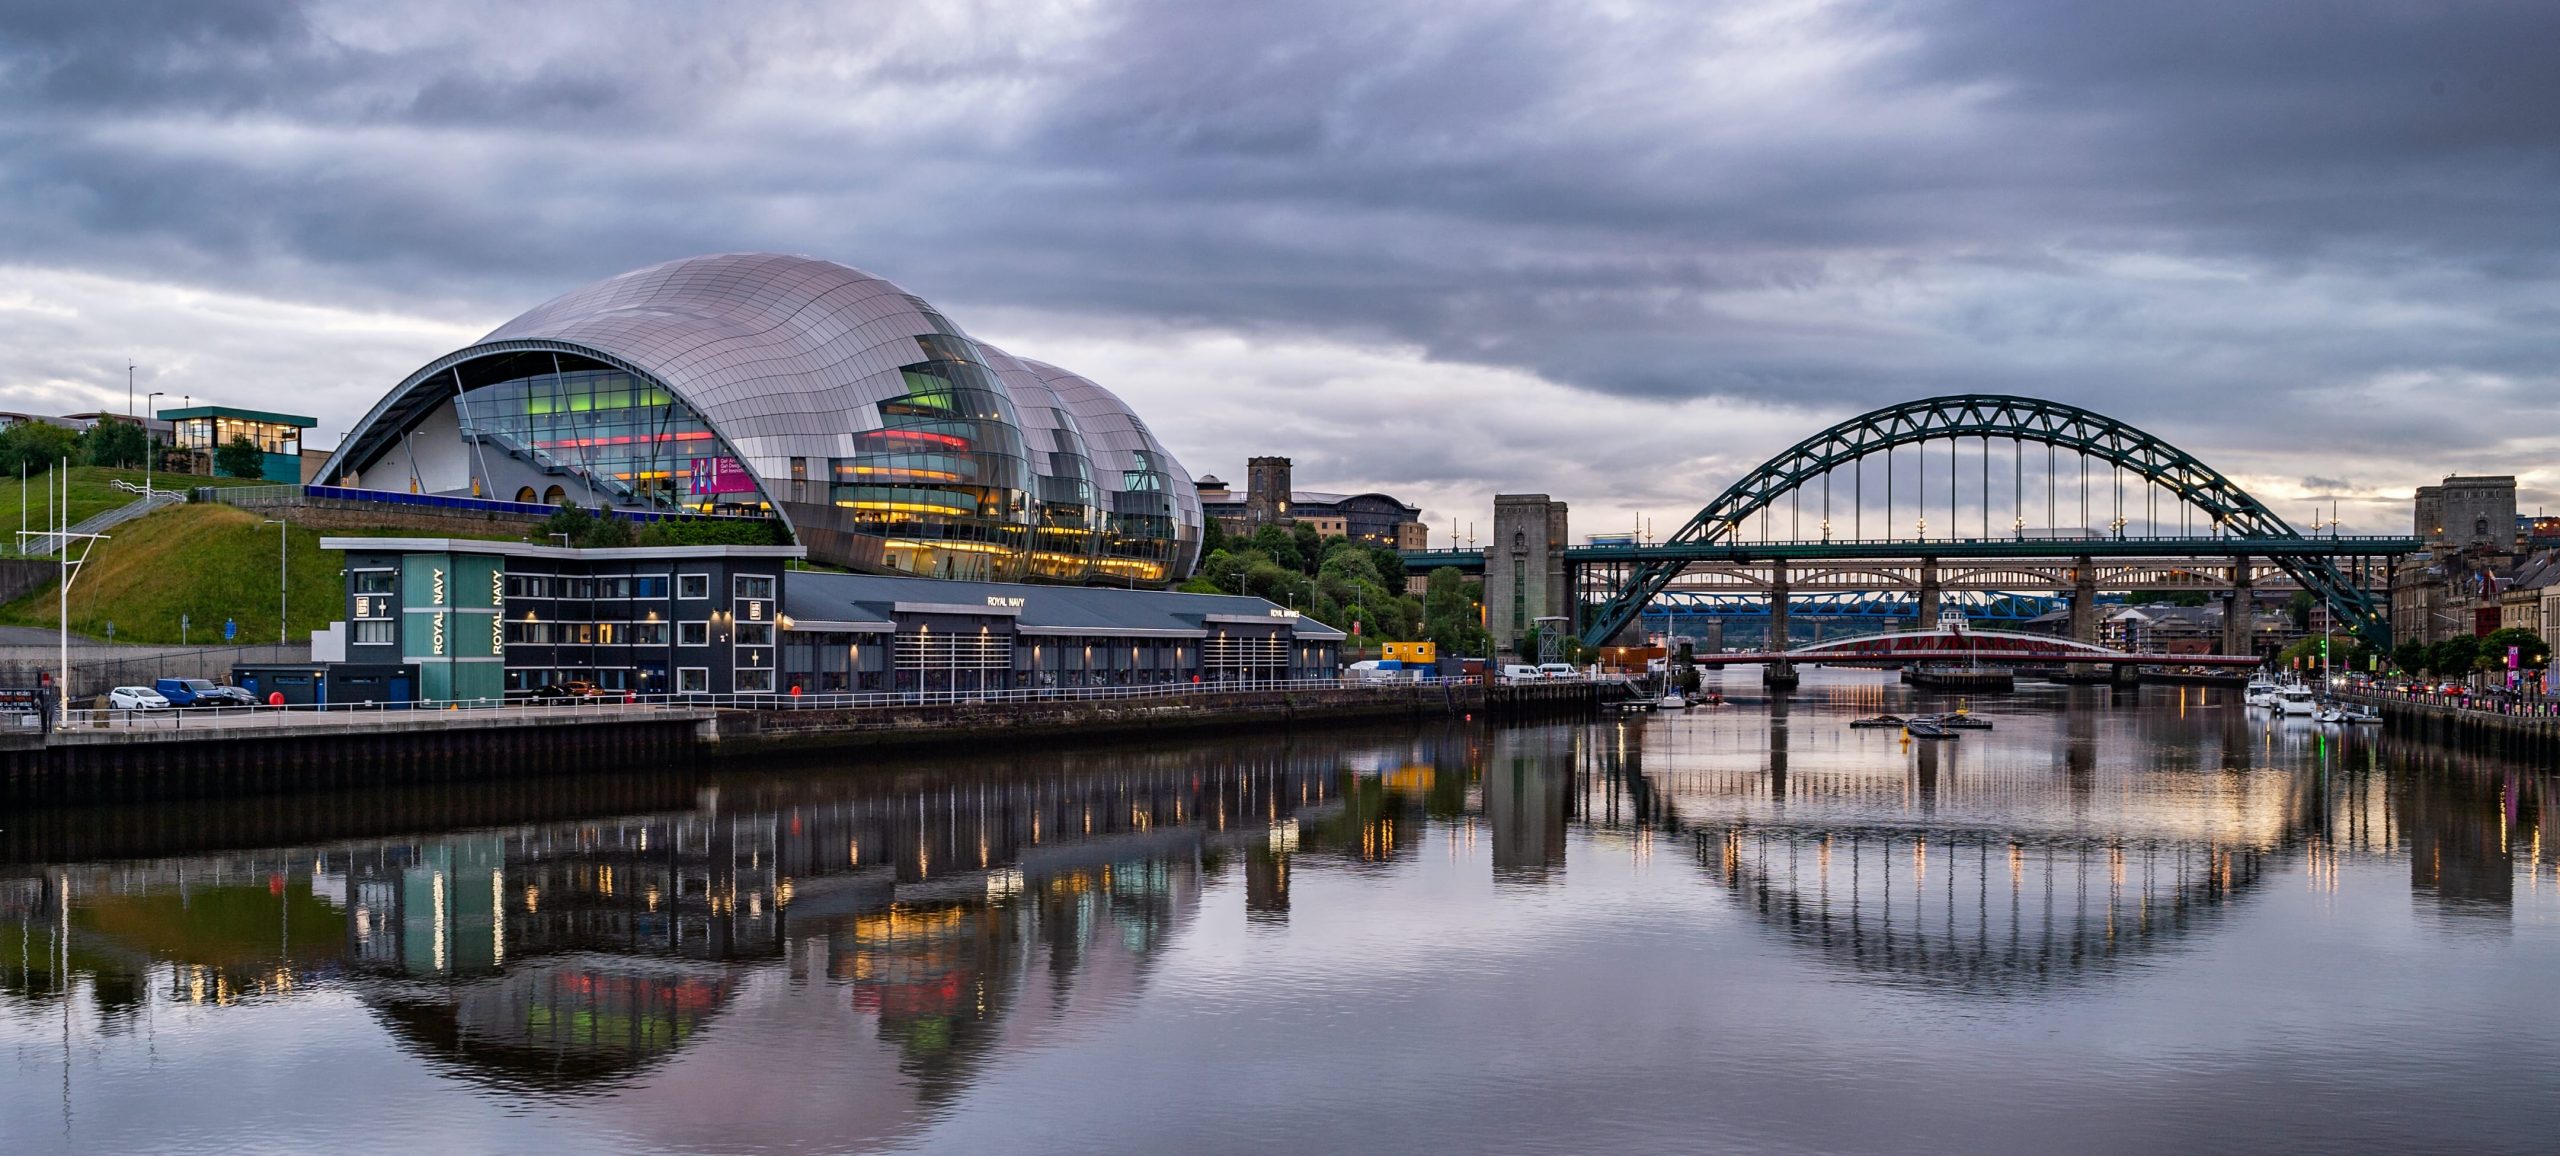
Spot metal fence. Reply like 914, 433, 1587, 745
2340, 686, 2560, 720
50, 674, 1484, 732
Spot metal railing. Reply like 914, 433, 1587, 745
2338, 686, 2560, 720
47, 675, 1483, 732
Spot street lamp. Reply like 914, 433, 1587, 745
145, 392, 165, 498
261, 518, 288, 644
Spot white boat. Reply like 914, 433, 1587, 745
1656, 691, 1688, 710
2277, 688, 2317, 716
2244, 680, 2281, 708
2316, 704, 2383, 725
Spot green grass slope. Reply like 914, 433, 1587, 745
0, 466, 269, 551
0, 503, 345, 645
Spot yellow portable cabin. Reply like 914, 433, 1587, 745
1381, 641, 1437, 666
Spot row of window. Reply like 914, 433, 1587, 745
353, 569, 776, 604
501, 621, 772, 647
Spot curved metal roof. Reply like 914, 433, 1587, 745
324, 252, 1202, 584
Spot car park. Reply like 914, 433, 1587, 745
108, 686, 171, 710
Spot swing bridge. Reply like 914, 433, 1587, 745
1402, 395, 2419, 651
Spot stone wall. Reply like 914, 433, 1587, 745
707, 683, 1486, 754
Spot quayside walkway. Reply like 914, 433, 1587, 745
0, 678, 1599, 803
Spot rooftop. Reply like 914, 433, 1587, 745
159, 405, 318, 427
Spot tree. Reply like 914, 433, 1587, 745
2428, 634, 2481, 679
0, 421, 79, 478
1289, 522, 1323, 573
82, 419, 151, 469
2477, 626, 2551, 673
2392, 639, 2429, 675
1246, 523, 1302, 573
215, 435, 267, 479
1199, 515, 1229, 557
1420, 567, 1490, 656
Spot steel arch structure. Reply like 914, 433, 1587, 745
1579, 394, 2389, 649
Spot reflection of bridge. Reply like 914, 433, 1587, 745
1693, 626, 2264, 668
1401, 395, 2419, 650
1575, 701, 2325, 992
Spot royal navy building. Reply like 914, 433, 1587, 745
327, 538, 1344, 700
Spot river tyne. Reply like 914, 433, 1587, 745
5, 671, 2557, 1154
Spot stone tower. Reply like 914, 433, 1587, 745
1486, 494, 1570, 656
1245, 456, 1293, 528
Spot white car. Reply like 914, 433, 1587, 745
108, 686, 170, 710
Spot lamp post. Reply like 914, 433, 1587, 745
145, 392, 165, 498
262, 518, 287, 644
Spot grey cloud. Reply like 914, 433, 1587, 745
2, 0, 2556, 530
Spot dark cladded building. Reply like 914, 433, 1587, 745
327, 537, 1344, 700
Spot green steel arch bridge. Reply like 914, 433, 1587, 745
1398, 395, 2419, 650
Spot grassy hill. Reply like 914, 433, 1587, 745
0, 503, 346, 645
0, 466, 269, 549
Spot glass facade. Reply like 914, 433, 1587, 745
331, 254, 1201, 588
457, 364, 762, 514
827, 335, 1035, 581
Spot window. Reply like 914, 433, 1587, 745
633, 575, 669, 598
505, 621, 548, 645
735, 622, 774, 647
595, 576, 631, 599
630, 622, 669, 645
679, 574, 710, 600
677, 667, 709, 694
353, 620, 395, 645
504, 574, 550, 599
735, 668, 775, 693
678, 621, 709, 647
735, 574, 776, 600
352, 570, 396, 595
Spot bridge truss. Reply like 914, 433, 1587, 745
1572, 395, 2408, 650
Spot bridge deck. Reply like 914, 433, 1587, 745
1405, 534, 2419, 571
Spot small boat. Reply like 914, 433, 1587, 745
1656, 691, 1689, 710
2244, 680, 2281, 709
2316, 704, 2382, 725
1904, 719, 1955, 739
2277, 688, 2317, 717
1850, 714, 1906, 729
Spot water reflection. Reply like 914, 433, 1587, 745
4, 688, 2558, 1153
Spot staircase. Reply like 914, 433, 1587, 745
19, 485, 187, 555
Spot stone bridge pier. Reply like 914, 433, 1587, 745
2222, 554, 2253, 657
1766, 561, 1798, 690
1914, 559, 1941, 629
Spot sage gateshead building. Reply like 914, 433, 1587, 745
320, 253, 1204, 587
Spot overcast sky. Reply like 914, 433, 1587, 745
4, 0, 2555, 539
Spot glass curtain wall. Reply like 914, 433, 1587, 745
1026, 406, 1104, 582
456, 364, 762, 514
829, 334, 1036, 581
1100, 449, 1184, 585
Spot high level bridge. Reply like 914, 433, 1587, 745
1402, 395, 2419, 651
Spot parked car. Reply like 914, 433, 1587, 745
1499, 664, 1542, 684
107, 686, 171, 710
513, 683, 577, 703
1536, 663, 1580, 680
153, 677, 257, 708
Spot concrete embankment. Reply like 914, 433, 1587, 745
2347, 691, 2560, 762
0, 680, 1601, 803
705, 681, 1595, 755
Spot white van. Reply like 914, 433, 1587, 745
1536, 663, 1580, 680
1500, 664, 1542, 684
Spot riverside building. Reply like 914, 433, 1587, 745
326, 538, 1344, 700
319, 253, 1204, 587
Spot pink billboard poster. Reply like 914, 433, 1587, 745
689, 456, 757, 496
